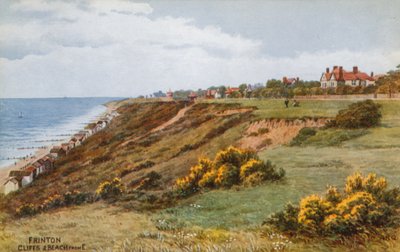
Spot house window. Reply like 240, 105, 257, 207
330, 82, 334, 87
352, 80, 356, 86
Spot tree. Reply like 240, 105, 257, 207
376, 65, 400, 98
266, 79, 284, 88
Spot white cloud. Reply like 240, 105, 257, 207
0, 0, 398, 98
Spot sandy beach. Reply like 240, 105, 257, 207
0, 102, 117, 192
0, 146, 52, 186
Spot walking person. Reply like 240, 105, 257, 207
284, 98, 289, 108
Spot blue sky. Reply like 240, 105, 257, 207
0, 0, 399, 98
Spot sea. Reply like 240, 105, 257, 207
0, 97, 121, 169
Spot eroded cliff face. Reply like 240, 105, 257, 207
238, 118, 329, 150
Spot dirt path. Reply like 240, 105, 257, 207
150, 104, 193, 132
121, 104, 193, 147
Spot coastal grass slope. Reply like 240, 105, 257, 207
1, 98, 400, 251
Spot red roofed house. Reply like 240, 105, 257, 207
320, 66, 375, 89
187, 91, 198, 101
283, 77, 299, 86
205, 89, 221, 99
225, 87, 240, 97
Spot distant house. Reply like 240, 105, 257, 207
187, 92, 198, 101
9, 170, 33, 187
50, 146, 66, 158
283, 77, 299, 86
320, 66, 375, 88
245, 84, 253, 97
205, 89, 221, 99
3, 177, 20, 195
166, 89, 173, 99
225, 87, 240, 98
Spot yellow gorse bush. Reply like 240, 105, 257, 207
96, 177, 124, 199
267, 172, 400, 236
175, 146, 283, 196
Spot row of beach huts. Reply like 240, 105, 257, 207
2, 110, 119, 195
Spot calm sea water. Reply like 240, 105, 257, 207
0, 97, 120, 168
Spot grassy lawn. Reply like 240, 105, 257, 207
158, 99, 400, 231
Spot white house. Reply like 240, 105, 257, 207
320, 66, 375, 89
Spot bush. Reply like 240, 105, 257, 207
96, 177, 124, 199
266, 172, 400, 237
290, 127, 317, 146
16, 204, 37, 217
137, 171, 162, 190
327, 100, 382, 128
175, 146, 284, 196
215, 163, 240, 188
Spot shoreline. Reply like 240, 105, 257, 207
0, 102, 117, 190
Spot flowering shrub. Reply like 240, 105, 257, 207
15, 190, 92, 217
175, 146, 284, 196
266, 172, 400, 237
16, 203, 37, 217
96, 177, 124, 199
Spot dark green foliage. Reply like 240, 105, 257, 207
327, 100, 382, 129
264, 203, 300, 233
137, 171, 162, 190
16, 204, 37, 217
290, 127, 317, 146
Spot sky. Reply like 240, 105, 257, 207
0, 0, 399, 98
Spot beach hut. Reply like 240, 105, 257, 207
61, 143, 70, 154
26, 166, 39, 178
50, 146, 66, 158
44, 155, 56, 170
32, 161, 44, 175
3, 177, 20, 195
9, 170, 33, 187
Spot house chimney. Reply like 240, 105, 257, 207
283, 77, 287, 83
371, 71, 374, 77
353, 66, 358, 73
339, 66, 343, 80
326, 67, 330, 73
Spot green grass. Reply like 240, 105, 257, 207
300, 128, 368, 146
158, 99, 400, 231
203, 99, 353, 119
